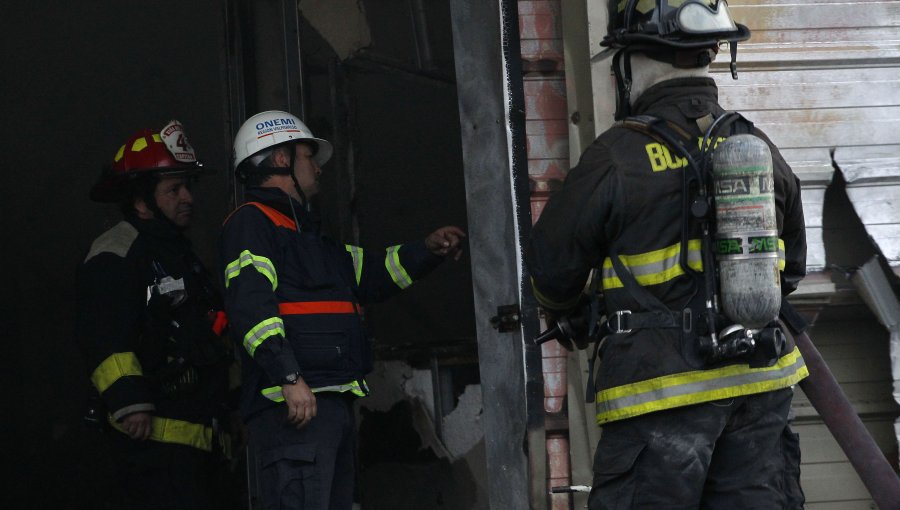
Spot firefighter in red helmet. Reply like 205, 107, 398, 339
78, 121, 240, 509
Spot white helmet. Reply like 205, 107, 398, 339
232, 110, 333, 176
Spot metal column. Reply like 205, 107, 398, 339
449, 0, 546, 508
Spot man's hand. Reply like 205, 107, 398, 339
426, 226, 467, 261
282, 377, 317, 428
121, 411, 153, 440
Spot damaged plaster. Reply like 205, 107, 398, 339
440, 383, 484, 460
358, 360, 489, 509
361, 360, 485, 460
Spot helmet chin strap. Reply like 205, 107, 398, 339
613, 45, 723, 121
133, 175, 185, 231
287, 146, 311, 212
612, 48, 634, 121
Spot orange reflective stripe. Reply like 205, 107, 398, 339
279, 301, 359, 315
223, 202, 297, 231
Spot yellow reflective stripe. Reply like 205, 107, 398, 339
224, 250, 277, 291
313, 380, 368, 396
243, 317, 285, 357
602, 238, 788, 289
261, 380, 369, 402
778, 239, 786, 270
385, 245, 413, 289
602, 240, 703, 290
91, 352, 143, 393
261, 386, 283, 401
109, 415, 213, 451
131, 137, 148, 152
345, 245, 363, 285
595, 348, 808, 424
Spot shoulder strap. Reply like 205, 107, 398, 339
222, 201, 298, 231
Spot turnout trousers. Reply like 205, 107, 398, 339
589, 388, 804, 510
248, 393, 356, 510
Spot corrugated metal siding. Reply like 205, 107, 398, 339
715, 0, 900, 272
715, 1, 900, 507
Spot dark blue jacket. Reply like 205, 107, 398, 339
220, 187, 442, 419
78, 216, 233, 451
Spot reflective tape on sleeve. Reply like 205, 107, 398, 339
345, 245, 363, 285
109, 415, 213, 452
225, 250, 278, 291
91, 352, 143, 394
385, 245, 413, 289
243, 317, 285, 357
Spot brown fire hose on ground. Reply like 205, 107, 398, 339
794, 329, 900, 509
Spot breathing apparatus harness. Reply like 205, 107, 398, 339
536, 112, 788, 405
610, 113, 785, 368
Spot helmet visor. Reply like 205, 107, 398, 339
675, 1, 738, 34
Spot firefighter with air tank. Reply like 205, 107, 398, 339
527, 1, 809, 507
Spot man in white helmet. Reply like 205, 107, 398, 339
527, 1, 807, 508
220, 110, 465, 509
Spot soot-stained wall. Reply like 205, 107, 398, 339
1, 2, 233, 506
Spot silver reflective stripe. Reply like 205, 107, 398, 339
243, 317, 285, 357
261, 386, 283, 402
313, 381, 368, 396
385, 245, 413, 289
224, 250, 278, 291
596, 348, 807, 424
345, 245, 363, 285
778, 239, 786, 270
601, 240, 703, 289
261, 380, 369, 402
602, 237, 788, 289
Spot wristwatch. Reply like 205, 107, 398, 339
282, 372, 302, 385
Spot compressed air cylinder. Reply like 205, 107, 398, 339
712, 134, 781, 329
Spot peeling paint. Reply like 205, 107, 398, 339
362, 360, 435, 420
442, 384, 485, 459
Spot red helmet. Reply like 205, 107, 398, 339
90, 120, 204, 202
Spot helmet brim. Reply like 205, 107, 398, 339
89, 163, 206, 203
602, 23, 750, 50
310, 137, 333, 166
